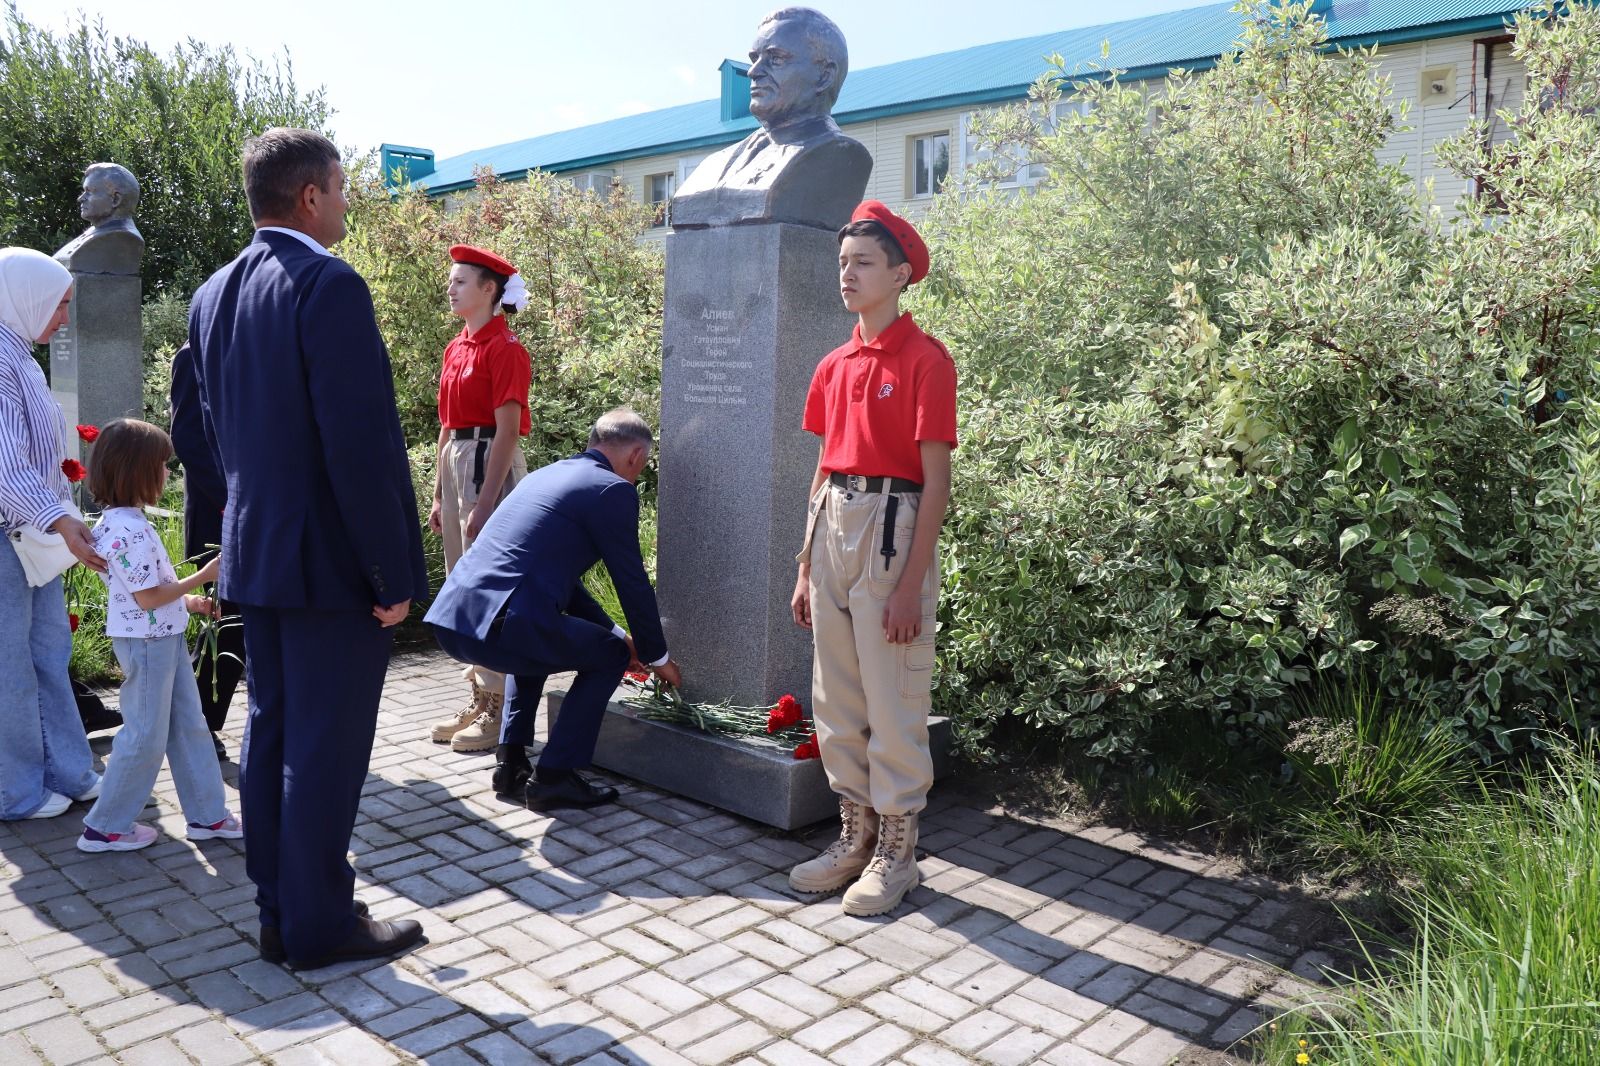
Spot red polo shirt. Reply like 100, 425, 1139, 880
802, 313, 957, 483
437, 316, 532, 435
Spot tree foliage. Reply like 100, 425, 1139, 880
916, 1, 1600, 762
0, 7, 331, 296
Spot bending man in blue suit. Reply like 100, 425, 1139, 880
426, 409, 682, 810
188, 128, 429, 970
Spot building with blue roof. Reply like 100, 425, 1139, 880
385, 0, 1537, 224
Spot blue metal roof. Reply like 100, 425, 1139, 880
416, 0, 1536, 193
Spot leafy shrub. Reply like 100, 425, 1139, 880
916, 1, 1600, 763
139, 291, 190, 428
0, 10, 330, 296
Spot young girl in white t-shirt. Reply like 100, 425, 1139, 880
78, 419, 240, 853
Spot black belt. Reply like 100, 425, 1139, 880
451, 427, 495, 492
829, 472, 922, 494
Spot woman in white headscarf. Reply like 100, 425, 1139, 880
0, 247, 103, 820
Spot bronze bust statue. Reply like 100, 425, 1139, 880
671, 7, 872, 230
55, 163, 144, 275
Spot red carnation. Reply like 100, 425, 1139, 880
68, 612, 80, 632
623, 669, 650, 684
766, 693, 805, 734
793, 733, 820, 760
76, 424, 99, 443
61, 459, 86, 482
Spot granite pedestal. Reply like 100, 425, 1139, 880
546, 689, 953, 829
51, 229, 143, 455
654, 223, 853, 707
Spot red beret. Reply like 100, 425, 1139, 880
449, 244, 517, 277
848, 201, 929, 285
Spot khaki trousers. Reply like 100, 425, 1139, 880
802, 483, 937, 816
439, 436, 527, 695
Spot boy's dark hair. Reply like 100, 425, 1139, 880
242, 127, 340, 222
837, 219, 908, 270
463, 263, 513, 314
88, 419, 173, 509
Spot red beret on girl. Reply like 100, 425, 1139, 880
449, 244, 516, 276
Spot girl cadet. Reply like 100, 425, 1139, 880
426, 245, 533, 752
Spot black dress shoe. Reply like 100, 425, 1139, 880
259, 899, 372, 964
211, 733, 227, 761
527, 770, 619, 811
491, 744, 532, 797
288, 916, 424, 971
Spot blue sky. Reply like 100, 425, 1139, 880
25, 1, 1213, 159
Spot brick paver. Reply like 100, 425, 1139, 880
0, 650, 1324, 1064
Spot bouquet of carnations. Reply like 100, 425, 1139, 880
619, 676, 819, 759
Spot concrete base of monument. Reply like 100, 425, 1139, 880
545, 690, 953, 831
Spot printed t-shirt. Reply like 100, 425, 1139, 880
802, 312, 958, 484
437, 315, 532, 435
92, 507, 188, 639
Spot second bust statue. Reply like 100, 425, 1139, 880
670, 7, 872, 231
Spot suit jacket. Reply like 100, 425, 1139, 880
168, 342, 224, 560
186, 230, 427, 610
424, 450, 667, 665
669, 115, 872, 230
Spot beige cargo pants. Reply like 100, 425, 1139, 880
800, 482, 937, 816
439, 436, 527, 695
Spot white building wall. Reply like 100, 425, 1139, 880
1370, 32, 1525, 207
589, 27, 1528, 226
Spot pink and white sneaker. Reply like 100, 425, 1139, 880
186, 814, 242, 840
77, 823, 157, 853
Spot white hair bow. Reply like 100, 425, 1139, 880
502, 273, 530, 312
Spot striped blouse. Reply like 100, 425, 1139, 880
0, 322, 70, 535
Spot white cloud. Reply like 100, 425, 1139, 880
673, 64, 699, 86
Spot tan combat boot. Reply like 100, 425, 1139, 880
789, 797, 878, 894
429, 680, 484, 743
450, 690, 504, 753
842, 812, 920, 916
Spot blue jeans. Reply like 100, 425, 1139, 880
0, 543, 96, 819
84, 634, 227, 835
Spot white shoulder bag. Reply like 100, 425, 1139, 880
7, 505, 83, 587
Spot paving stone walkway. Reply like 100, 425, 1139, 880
0, 650, 1332, 1066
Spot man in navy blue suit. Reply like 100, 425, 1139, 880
426, 409, 682, 810
188, 128, 428, 970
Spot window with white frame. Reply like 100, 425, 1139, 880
677, 154, 708, 186
961, 97, 1096, 188
959, 113, 1024, 188
908, 132, 950, 198
567, 169, 616, 196
646, 171, 674, 226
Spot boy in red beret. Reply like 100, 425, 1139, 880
789, 201, 957, 916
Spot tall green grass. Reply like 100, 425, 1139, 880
1263, 743, 1600, 1063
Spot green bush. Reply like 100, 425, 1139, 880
916, 1, 1600, 763
0, 10, 331, 296
139, 291, 190, 428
